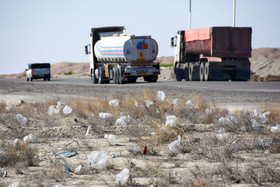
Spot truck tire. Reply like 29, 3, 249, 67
27, 77, 29, 81
144, 75, 158, 83
199, 63, 205, 81
118, 68, 125, 84
92, 70, 98, 84
184, 63, 189, 81
98, 67, 105, 84
113, 68, 118, 84
204, 62, 210, 81
174, 63, 183, 81
30, 77, 33, 82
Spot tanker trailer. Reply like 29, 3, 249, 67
85, 26, 160, 84
171, 27, 252, 81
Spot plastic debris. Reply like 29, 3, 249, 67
75, 165, 82, 173
109, 99, 119, 107
115, 168, 130, 185
216, 133, 228, 140
5, 105, 12, 111
61, 160, 74, 176
270, 124, 280, 133
115, 116, 131, 126
104, 134, 115, 141
8, 182, 20, 187
157, 91, 166, 102
168, 135, 181, 153
165, 115, 177, 126
205, 108, 212, 115
88, 151, 107, 169
13, 138, 19, 147
48, 101, 65, 115
251, 109, 269, 124
218, 115, 239, 126
251, 119, 262, 131
16, 114, 28, 125
56, 151, 78, 158
0, 168, 7, 178
48, 105, 57, 115
110, 152, 116, 158
186, 100, 193, 107
142, 145, 147, 155
63, 106, 72, 114
99, 112, 114, 119
144, 100, 154, 107
172, 99, 179, 105
135, 101, 145, 108
23, 134, 36, 143
85, 125, 91, 136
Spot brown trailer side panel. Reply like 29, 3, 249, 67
184, 27, 252, 58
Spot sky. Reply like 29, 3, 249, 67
0, 0, 279, 74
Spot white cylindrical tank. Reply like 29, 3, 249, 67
94, 35, 158, 62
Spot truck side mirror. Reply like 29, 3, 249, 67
171, 37, 174, 47
85, 45, 89, 55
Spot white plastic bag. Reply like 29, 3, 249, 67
99, 112, 114, 119
270, 125, 280, 133
63, 106, 72, 114
23, 134, 36, 143
144, 100, 154, 107
251, 119, 261, 131
157, 91, 165, 102
109, 99, 119, 107
186, 100, 193, 107
16, 114, 28, 125
165, 115, 177, 126
168, 135, 181, 153
48, 105, 57, 115
218, 115, 238, 126
104, 134, 115, 141
88, 151, 107, 169
5, 105, 12, 111
252, 109, 269, 123
115, 116, 131, 125
115, 168, 130, 185
172, 99, 178, 105
135, 101, 144, 108
13, 138, 19, 147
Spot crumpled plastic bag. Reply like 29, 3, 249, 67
218, 115, 239, 126
48, 101, 65, 115
144, 100, 154, 107
104, 134, 115, 141
16, 114, 28, 125
109, 99, 119, 107
251, 109, 269, 124
251, 119, 262, 131
88, 151, 107, 169
23, 134, 36, 143
168, 135, 181, 153
186, 100, 193, 107
135, 101, 145, 108
63, 106, 72, 114
115, 168, 130, 185
270, 125, 280, 133
115, 116, 131, 125
172, 99, 178, 105
99, 112, 114, 119
165, 115, 177, 126
157, 91, 165, 102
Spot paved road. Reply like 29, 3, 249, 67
0, 78, 280, 108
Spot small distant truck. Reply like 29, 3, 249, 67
26, 63, 51, 81
171, 27, 252, 81
85, 26, 160, 84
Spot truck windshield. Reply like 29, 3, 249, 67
29, 64, 50, 69
98, 31, 123, 38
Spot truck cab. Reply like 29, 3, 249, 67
26, 63, 51, 81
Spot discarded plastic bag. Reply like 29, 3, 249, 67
135, 101, 144, 108
252, 109, 269, 123
270, 125, 280, 133
61, 160, 74, 176
144, 100, 154, 107
165, 115, 177, 126
218, 115, 238, 126
104, 134, 115, 141
251, 119, 262, 131
115, 168, 130, 185
5, 105, 12, 111
172, 99, 178, 105
88, 151, 107, 169
109, 99, 119, 107
56, 151, 78, 158
23, 134, 36, 143
13, 139, 19, 147
115, 116, 131, 125
186, 100, 193, 107
99, 112, 114, 119
63, 106, 72, 114
168, 135, 181, 153
157, 91, 165, 102
16, 114, 27, 125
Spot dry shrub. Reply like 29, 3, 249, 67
0, 141, 37, 167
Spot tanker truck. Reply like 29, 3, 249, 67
171, 27, 252, 81
85, 26, 160, 84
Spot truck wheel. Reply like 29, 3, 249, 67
204, 62, 210, 81
144, 75, 158, 83
188, 63, 193, 81
98, 68, 105, 84
174, 63, 183, 81
92, 70, 98, 84
27, 78, 29, 81
118, 68, 125, 84
113, 68, 118, 84
184, 63, 189, 81
199, 63, 205, 81
30, 78, 33, 82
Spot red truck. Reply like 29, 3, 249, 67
171, 27, 252, 81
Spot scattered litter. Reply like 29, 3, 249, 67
109, 99, 119, 107
63, 106, 72, 114
216, 133, 228, 140
0, 168, 7, 178
186, 100, 193, 107
251, 119, 262, 131
75, 165, 82, 173
172, 99, 178, 105
205, 108, 212, 115
135, 101, 145, 108
110, 152, 116, 158
104, 134, 115, 141
61, 160, 74, 176
165, 115, 177, 126
16, 114, 28, 125
8, 182, 20, 187
218, 115, 239, 126
5, 105, 12, 111
56, 151, 78, 158
48, 101, 65, 115
13, 138, 19, 147
99, 112, 114, 119
168, 135, 181, 153
23, 134, 36, 143
144, 100, 154, 107
142, 145, 147, 155
251, 109, 270, 124
48, 106, 57, 115
115, 168, 130, 185
157, 91, 166, 102
115, 116, 131, 126
85, 125, 91, 136
270, 125, 280, 133
88, 151, 107, 169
